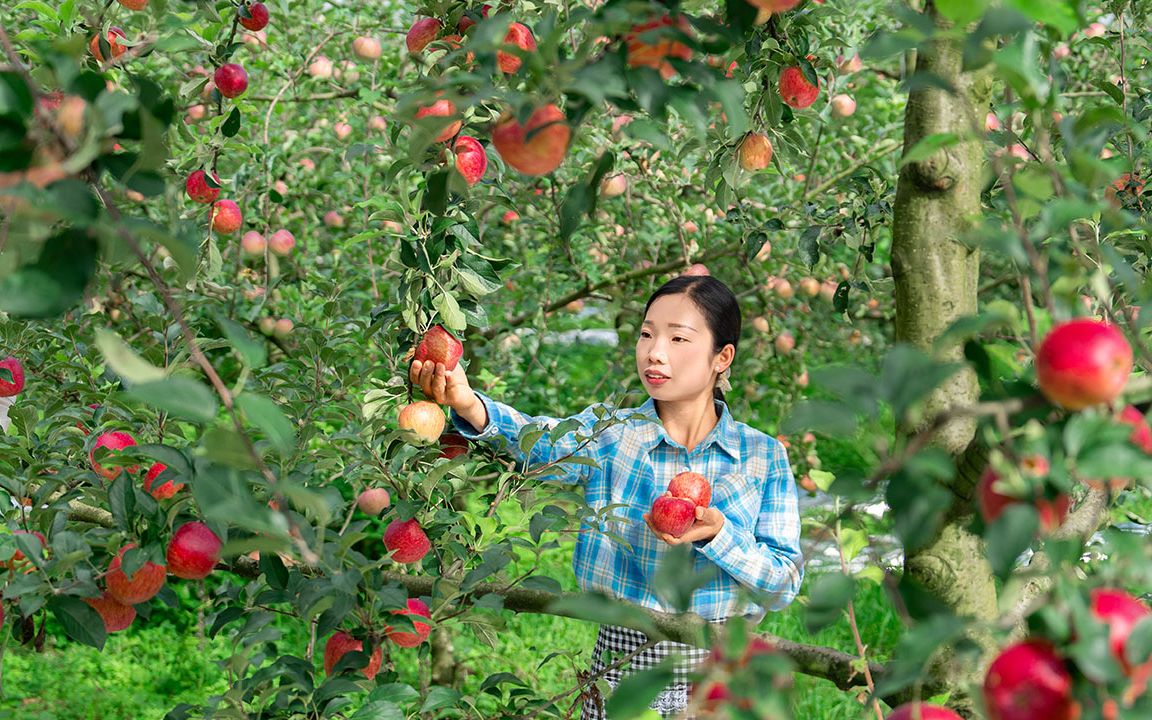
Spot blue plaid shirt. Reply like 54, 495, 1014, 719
450, 392, 804, 622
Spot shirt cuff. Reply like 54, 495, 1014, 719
695, 517, 742, 562
449, 391, 500, 441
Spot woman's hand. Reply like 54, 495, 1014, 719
409, 360, 477, 414
643, 498, 726, 546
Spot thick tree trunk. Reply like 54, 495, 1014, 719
891, 1, 996, 712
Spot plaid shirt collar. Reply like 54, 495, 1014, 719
631, 397, 741, 460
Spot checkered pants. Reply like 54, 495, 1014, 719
579, 624, 712, 719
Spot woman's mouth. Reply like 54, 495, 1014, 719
644, 371, 669, 386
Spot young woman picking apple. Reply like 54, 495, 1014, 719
409, 275, 803, 718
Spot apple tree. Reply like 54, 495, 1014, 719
0, 0, 1151, 718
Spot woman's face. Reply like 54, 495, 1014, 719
636, 294, 724, 402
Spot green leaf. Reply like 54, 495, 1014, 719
221, 107, 241, 138
217, 315, 267, 369
1005, 0, 1078, 35
805, 573, 855, 633
349, 701, 405, 720
418, 687, 462, 713
985, 504, 1039, 579
237, 393, 295, 454
936, 0, 988, 25
0, 228, 99, 318
108, 474, 136, 531
49, 596, 107, 650
546, 592, 661, 637
126, 377, 219, 423
605, 661, 676, 719
432, 291, 466, 332
95, 329, 167, 384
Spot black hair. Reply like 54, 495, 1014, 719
642, 275, 741, 404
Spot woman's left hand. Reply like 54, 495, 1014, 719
643, 501, 726, 546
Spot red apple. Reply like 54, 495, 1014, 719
836, 53, 863, 74
89, 431, 138, 480
238, 2, 269, 31
118, 0, 147, 9
983, 640, 1075, 720
600, 174, 628, 198
214, 63, 248, 99
84, 591, 136, 632
386, 598, 432, 647
398, 401, 447, 443
268, 229, 295, 255
1119, 405, 1152, 453
323, 210, 345, 228
1035, 319, 1132, 410
0, 357, 24, 397
307, 56, 333, 79
414, 99, 462, 143
241, 230, 266, 255
439, 432, 469, 459
778, 66, 820, 109
273, 318, 294, 339
185, 170, 221, 204
143, 462, 184, 500
830, 94, 856, 118
166, 521, 222, 579
668, 471, 711, 508
774, 332, 796, 354
745, 0, 801, 10
453, 136, 488, 186
89, 27, 127, 62
352, 36, 382, 60
737, 132, 773, 171
105, 544, 166, 605
414, 325, 464, 371
6, 530, 46, 569
383, 518, 431, 563
492, 104, 570, 176
502, 210, 520, 224
357, 488, 391, 515
887, 703, 963, 720
406, 18, 443, 54
625, 14, 692, 79
650, 495, 696, 537
324, 631, 383, 678
211, 200, 243, 234
498, 22, 537, 73
977, 467, 1069, 533
1090, 587, 1150, 674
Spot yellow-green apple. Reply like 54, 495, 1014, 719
307, 56, 333, 79
356, 488, 391, 515
143, 462, 184, 499
982, 640, 1075, 720
324, 631, 383, 678
211, 200, 243, 234
166, 521, 222, 579
386, 598, 432, 647
1090, 587, 1150, 674
774, 332, 796, 354
737, 132, 773, 171
600, 174, 628, 198
90, 431, 138, 480
406, 18, 443, 54
214, 63, 248, 98
798, 277, 820, 297
89, 27, 127, 62
414, 99, 462, 143
268, 229, 295, 255
625, 14, 692, 79
1035, 319, 1132, 410
887, 704, 962, 720
105, 544, 166, 605
492, 104, 570, 176
0, 357, 24, 397
668, 471, 711, 507
273, 318, 294, 339
185, 170, 220, 204
977, 467, 1069, 533
369, 115, 387, 132
383, 518, 431, 563
650, 495, 696, 537
778, 66, 819, 109
241, 230, 266, 255
498, 23, 537, 73
258, 317, 277, 336
830, 94, 856, 118
84, 591, 136, 632
352, 36, 382, 60
414, 325, 464, 371
453, 135, 488, 186
398, 402, 445, 443
334, 122, 352, 140
238, 2, 268, 30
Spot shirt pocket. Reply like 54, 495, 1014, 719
713, 472, 761, 531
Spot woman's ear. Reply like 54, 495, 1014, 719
716, 343, 736, 372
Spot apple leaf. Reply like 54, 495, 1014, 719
217, 315, 267, 369
49, 595, 107, 651
985, 504, 1038, 579
805, 572, 855, 633
605, 660, 676, 719
237, 392, 295, 454
126, 377, 220, 423
95, 329, 167, 385
349, 701, 405, 720
0, 228, 99, 318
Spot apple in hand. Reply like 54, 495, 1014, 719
105, 544, 166, 605
398, 401, 446, 443
324, 631, 383, 678
1035, 319, 1132, 410
166, 521, 222, 579
414, 325, 464, 371
383, 518, 431, 563
668, 471, 711, 508
649, 495, 696, 537
0, 357, 24, 397
386, 598, 432, 647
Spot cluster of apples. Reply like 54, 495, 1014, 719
649, 471, 712, 537
323, 597, 432, 677
241, 228, 296, 257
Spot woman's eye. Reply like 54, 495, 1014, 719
673, 337, 687, 343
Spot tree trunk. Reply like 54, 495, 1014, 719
891, 1, 996, 712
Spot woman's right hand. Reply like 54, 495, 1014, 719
409, 360, 477, 414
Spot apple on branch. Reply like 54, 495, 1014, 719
383, 517, 431, 563
166, 521, 222, 579
385, 598, 432, 647
0, 357, 25, 397
413, 325, 464, 371
398, 401, 446, 443
324, 631, 383, 678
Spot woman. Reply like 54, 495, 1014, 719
409, 274, 803, 718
